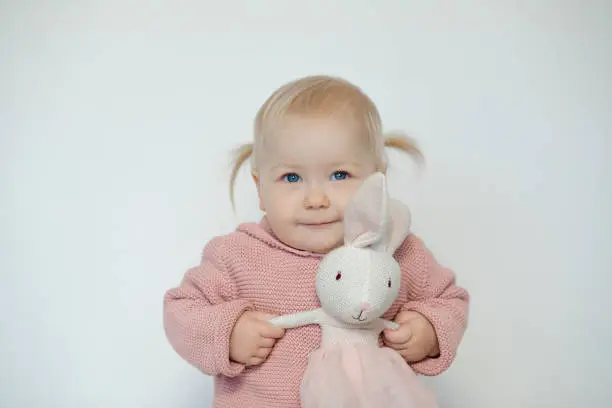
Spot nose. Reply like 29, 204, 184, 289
359, 302, 371, 312
304, 185, 330, 209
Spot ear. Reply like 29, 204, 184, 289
251, 171, 265, 211
343, 172, 390, 249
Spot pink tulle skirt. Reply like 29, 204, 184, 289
300, 342, 438, 408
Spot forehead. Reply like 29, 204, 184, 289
263, 115, 371, 164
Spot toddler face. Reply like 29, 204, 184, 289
254, 115, 378, 253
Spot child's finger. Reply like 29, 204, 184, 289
383, 336, 411, 350
383, 324, 412, 345
252, 311, 277, 321
397, 346, 424, 363
259, 321, 286, 339
254, 347, 273, 359
258, 336, 276, 348
246, 356, 265, 366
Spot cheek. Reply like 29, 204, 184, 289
332, 181, 364, 213
262, 186, 302, 216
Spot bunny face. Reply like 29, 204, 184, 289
313, 172, 412, 325
316, 245, 401, 324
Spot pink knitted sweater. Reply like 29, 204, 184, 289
163, 218, 469, 408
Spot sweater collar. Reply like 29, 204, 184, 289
236, 216, 326, 258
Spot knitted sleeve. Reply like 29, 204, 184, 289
396, 234, 470, 376
163, 235, 253, 377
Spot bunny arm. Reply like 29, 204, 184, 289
268, 308, 325, 329
374, 317, 400, 331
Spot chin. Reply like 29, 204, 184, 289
307, 240, 343, 254
295, 236, 342, 254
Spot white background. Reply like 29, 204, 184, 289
2, 1, 611, 407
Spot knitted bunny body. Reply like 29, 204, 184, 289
270, 173, 438, 408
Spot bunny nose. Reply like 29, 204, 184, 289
359, 302, 371, 311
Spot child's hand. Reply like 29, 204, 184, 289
382, 310, 440, 363
230, 311, 285, 366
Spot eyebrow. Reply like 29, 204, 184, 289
270, 162, 362, 172
329, 162, 363, 168
269, 164, 305, 172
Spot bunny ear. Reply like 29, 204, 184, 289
343, 172, 412, 253
385, 198, 412, 254
343, 172, 391, 249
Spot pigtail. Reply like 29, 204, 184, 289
229, 143, 253, 211
383, 131, 424, 166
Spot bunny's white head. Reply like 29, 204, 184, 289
315, 172, 412, 325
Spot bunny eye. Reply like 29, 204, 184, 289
336, 271, 342, 281
387, 279, 392, 288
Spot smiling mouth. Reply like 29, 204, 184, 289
302, 221, 337, 227
352, 311, 367, 322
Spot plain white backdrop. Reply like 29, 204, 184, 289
2, 1, 611, 407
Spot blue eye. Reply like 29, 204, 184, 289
283, 173, 301, 183
331, 171, 349, 181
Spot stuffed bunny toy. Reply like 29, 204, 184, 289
269, 172, 438, 408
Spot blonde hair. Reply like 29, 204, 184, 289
229, 75, 423, 208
